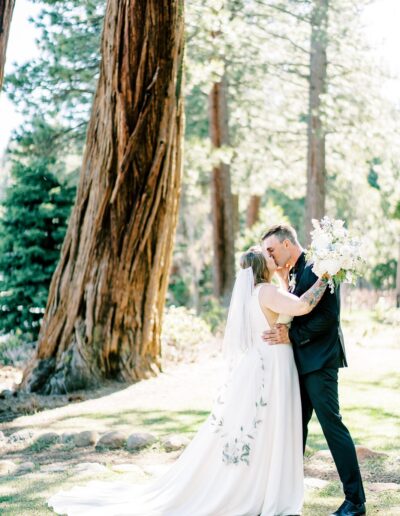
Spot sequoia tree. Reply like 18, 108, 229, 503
305, 0, 328, 242
0, 0, 15, 90
209, 73, 235, 304
21, 0, 185, 394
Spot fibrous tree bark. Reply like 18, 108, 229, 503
305, 0, 328, 243
209, 73, 235, 304
0, 0, 15, 91
21, 0, 185, 394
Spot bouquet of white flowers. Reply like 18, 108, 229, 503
306, 216, 365, 293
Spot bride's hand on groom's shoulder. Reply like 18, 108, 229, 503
275, 264, 290, 289
262, 324, 290, 345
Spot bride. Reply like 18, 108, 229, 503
48, 246, 328, 516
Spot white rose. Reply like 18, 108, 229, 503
324, 259, 341, 276
340, 255, 353, 270
332, 219, 346, 237
312, 232, 331, 250
316, 248, 329, 260
311, 219, 321, 230
311, 261, 325, 277
338, 245, 353, 269
313, 258, 341, 277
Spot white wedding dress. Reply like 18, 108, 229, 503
48, 285, 304, 515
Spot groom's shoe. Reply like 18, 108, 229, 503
330, 500, 366, 516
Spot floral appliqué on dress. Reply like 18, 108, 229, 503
210, 348, 268, 466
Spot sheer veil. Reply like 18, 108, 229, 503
222, 266, 255, 370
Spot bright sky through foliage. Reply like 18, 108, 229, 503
0, 0, 400, 158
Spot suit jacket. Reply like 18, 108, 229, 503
288, 252, 347, 375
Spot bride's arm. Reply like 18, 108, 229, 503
259, 278, 328, 316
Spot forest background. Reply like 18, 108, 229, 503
0, 0, 399, 353
0, 1, 399, 514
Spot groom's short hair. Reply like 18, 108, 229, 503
261, 224, 298, 245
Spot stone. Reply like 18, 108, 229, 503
41, 463, 67, 473
71, 430, 99, 447
68, 393, 86, 402
368, 482, 400, 493
355, 445, 388, 462
74, 462, 108, 474
7, 429, 35, 444
16, 462, 35, 475
313, 449, 333, 460
61, 432, 74, 444
96, 431, 127, 450
126, 433, 157, 451
35, 432, 60, 446
0, 460, 17, 475
0, 389, 13, 399
0, 431, 6, 441
111, 463, 145, 475
304, 477, 329, 490
162, 435, 190, 452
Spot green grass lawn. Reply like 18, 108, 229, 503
0, 309, 399, 515
303, 309, 400, 515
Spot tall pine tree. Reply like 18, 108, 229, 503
0, 120, 75, 338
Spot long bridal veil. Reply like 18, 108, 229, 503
222, 266, 255, 371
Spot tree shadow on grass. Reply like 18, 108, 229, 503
55, 408, 210, 436
0, 380, 135, 424
0, 473, 71, 514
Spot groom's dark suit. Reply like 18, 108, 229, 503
288, 252, 365, 505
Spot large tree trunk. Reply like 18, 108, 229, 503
0, 0, 15, 91
246, 194, 261, 229
21, 0, 185, 394
305, 0, 328, 244
209, 74, 235, 304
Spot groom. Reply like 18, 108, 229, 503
261, 224, 366, 516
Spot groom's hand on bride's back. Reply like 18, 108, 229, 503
262, 324, 290, 345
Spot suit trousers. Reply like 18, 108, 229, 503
300, 368, 366, 504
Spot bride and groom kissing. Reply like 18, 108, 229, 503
49, 224, 366, 516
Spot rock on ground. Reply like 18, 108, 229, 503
162, 435, 190, 452
35, 432, 60, 446
0, 460, 17, 476
74, 462, 108, 474
15, 461, 35, 475
313, 446, 388, 463
368, 482, 400, 493
7, 429, 34, 444
304, 477, 330, 490
96, 431, 127, 450
126, 433, 157, 451
355, 445, 388, 462
41, 463, 68, 473
70, 430, 99, 447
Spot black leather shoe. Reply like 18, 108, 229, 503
330, 500, 366, 516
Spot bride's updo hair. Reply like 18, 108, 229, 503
240, 246, 271, 285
